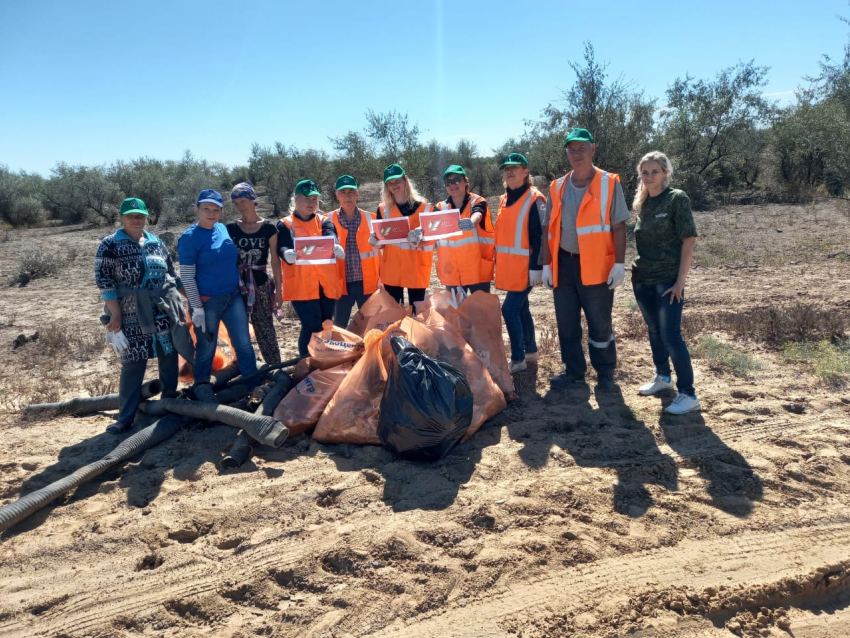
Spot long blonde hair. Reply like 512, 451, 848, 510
633, 151, 673, 212
381, 175, 427, 212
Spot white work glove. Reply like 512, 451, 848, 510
368, 233, 379, 246
542, 265, 554, 289
191, 307, 206, 330
447, 287, 467, 309
106, 330, 129, 354
607, 263, 625, 290
283, 249, 297, 265
333, 243, 345, 259
407, 228, 423, 247
458, 218, 474, 231
528, 269, 543, 287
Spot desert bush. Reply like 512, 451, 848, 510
692, 336, 764, 377
784, 340, 850, 388
12, 251, 66, 285
708, 304, 847, 345
39, 322, 103, 360
8, 196, 46, 227
43, 163, 122, 225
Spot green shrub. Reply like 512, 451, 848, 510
692, 336, 764, 377
784, 340, 850, 388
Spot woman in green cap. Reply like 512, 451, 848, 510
95, 197, 188, 433
435, 164, 495, 294
277, 179, 346, 356
328, 175, 380, 327
373, 163, 434, 308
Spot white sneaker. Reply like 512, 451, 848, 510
665, 393, 701, 415
509, 359, 527, 373
639, 374, 675, 396
525, 352, 539, 362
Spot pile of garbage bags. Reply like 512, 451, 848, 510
273, 288, 515, 460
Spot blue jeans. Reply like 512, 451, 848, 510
291, 287, 337, 357
632, 282, 695, 396
194, 288, 258, 385
118, 341, 178, 425
553, 249, 616, 378
334, 280, 370, 329
501, 286, 538, 362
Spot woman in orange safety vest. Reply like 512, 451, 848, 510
328, 174, 379, 328
277, 179, 345, 357
371, 163, 434, 309
493, 153, 547, 374
434, 164, 495, 295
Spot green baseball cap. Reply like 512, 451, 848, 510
120, 197, 148, 216
563, 128, 594, 146
295, 179, 321, 197
499, 153, 528, 170
383, 163, 406, 183
334, 175, 358, 191
443, 164, 466, 178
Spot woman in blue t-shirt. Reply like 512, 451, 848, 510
177, 189, 258, 386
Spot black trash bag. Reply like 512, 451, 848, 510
378, 336, 473, 461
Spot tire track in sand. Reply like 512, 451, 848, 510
367, 520, 850, 638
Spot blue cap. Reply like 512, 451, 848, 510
197, 189, 223, 207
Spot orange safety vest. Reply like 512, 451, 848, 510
329, 207, 380, 295
434, 193, 495, 286
547, 168, 618, 287
377, 201, 434, 289
280, 213, 343, 301
494, 187, 546, 292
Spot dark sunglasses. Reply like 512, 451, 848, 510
444, 177, 465, 186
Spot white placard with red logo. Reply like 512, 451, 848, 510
419, 209, 462, 240
294, 236, 336, 264
372, 217, 411, 245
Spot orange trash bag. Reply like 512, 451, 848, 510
347, 288, 409, 337
273, 361, 354, 437
404, 312, 506, 441
177, 323, 233, 383
313, 322, 405, 445
308, 320, 364, 368
428, 290, 516, 400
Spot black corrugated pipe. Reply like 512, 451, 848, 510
23, 380, 164, 418
221, 371, 293, 469
0, 415, 186, 533
141, 398, 289, 448
215, 357, 302, 391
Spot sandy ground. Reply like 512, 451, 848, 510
0, 201, 849, 638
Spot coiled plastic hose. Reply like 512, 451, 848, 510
142, 398, 289, 448
0, 415, 184, 533
23, 380, 164, 417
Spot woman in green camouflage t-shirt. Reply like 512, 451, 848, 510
630, 152, 700, 415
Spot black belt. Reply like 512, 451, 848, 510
559, 248, 580, 258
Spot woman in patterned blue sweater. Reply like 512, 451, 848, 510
95, 197, 186, 433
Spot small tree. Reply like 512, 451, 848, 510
659, 61, 776, 207
43, 163, 121, 224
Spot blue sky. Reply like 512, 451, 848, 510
1, 0, 847, 175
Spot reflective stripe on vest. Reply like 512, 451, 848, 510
494, 190, 533, 256
575, 171, 611, 235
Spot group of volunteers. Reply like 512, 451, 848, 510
95, 126, 700, 434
